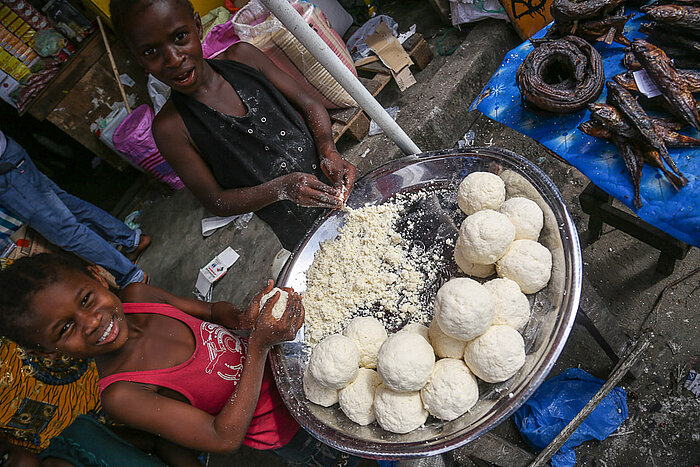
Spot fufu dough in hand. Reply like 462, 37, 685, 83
377, 333, 435, 392
260, 287, 289, 320
483, 278, 530, 331
308, 334, 360, 390
303, 368, 338, 407
499, 197, 544, 241
421, 358, 479, 421
457, 172, 506, 215
343, 316, 388, 369
457, 210, 515, 265
338, 368, 382, 425
374, 384, 428, 434
463, 325, 526, 383
454, 241, 495, 278
496, 239, 552, 294
434, 277, 495, 341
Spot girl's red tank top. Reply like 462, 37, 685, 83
97, 303, 299, 450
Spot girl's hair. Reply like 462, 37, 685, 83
0, 253, 90, 348
110, 0, 195, 38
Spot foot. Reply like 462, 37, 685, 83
126, 234, 151, 263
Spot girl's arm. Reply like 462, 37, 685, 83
101, 291, 304, 454
221, 43, 357, 200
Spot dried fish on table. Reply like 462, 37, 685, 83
641, 0, 700, 12
557, 15, 632, 45
516, 36, 605, 113
550, 0, 626, 22
613, 69, 700, 94
643, 5, 700, 30
632, 39, 700, 130
580, 115, 700, 146
638, 22, 700, 50
613, 137, 644, 209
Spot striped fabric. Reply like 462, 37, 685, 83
0, 205, 22, 250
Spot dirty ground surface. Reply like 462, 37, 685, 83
115, 1, 700, 465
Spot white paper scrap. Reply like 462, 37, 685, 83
633, 69, 662, 98
201, 215, 247, 237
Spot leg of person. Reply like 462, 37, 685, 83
273, 429, 363, 467
0, 141, 144, 287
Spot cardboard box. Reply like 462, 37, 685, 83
365, 22, 416, 92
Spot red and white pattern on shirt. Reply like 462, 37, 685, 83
200, 322, 248, 382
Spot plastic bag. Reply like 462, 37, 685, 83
514, 368, 628, 467
147, 74, 171, 115
112, 104, 184, 190
449, 0, 508, 26
232, 0, 357, 108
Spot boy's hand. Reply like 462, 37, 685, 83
279, 172, 342, 208
251, 290, 304, 348
320, 149, 356, 203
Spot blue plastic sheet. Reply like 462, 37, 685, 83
514, 368, 628, 467
470, 12, 700, 247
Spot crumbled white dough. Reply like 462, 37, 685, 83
373, 384, 428, 434
260, 287, 288, 320
499, 197, 544, 241
421, 358, 479, 421
342, 316, 388, 369
396, 322, 430, 343
457, 172, 506, 215
338, 368, 382, 425
496, 239, 552, 294
377, 333, 435, 392
457, 210, 515, 265
483, 278, 531, 331
463, 325, 526, 383
308, 334, 360, 389
303, 367, 338, 407
428, 319, 466, 358
434, 278, 495, 341
454, 240, 495, 278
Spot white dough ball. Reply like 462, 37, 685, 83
303, 368, 338, 407
397, 322, 430, 343
457, 172, 506, 215
454, 241, 495, 278
421, 358, 479, 421
377, 333, 435, 392
308, 334, 360, 390
499, 197, 544, 241
343, 316, 388, 369
483, 278, 531, 331
457, 210, 515, 265
374, 384, 428, 434
463, 325, 526, 383
260, 287, 289, 320
434, 278, 495, 341
496, 239, 552, 294
338, 368, 382, 425
428, 320, 466, 359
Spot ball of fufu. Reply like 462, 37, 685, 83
396, 322, 430, 343
463, 325, 526, 383
457, 210, 515, 265
374, 384, 428, 434
342, 316, 388, 369
457, 172, 506, 215
303, 368, 338, 407
454, 241, 495, 278
496, 239, 552, 294
499, 197, 543, 241
308, 334, 360, 390
483, 278, 531, 331
338, 368, 382, 425
421, 358, 479, 421
260, 287, 289, 320
377, 333, 435, 392
428, 320, 466, 359
434, 278, 494, 341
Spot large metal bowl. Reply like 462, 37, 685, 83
271, 147, 582, 459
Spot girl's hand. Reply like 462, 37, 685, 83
251, 289, 304, 349
320, 150, 356, 203
279, 172, 342, 208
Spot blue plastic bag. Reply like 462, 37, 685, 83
514, 368, 628, 467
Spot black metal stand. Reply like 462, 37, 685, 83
579, 182, 692, 275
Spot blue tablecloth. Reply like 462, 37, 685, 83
470, 12, 700, 247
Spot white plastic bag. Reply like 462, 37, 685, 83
147, 74, 171, 115
450, 0, 508, 25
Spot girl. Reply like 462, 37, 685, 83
110, 0, 357, 251
0, 254, 356, 466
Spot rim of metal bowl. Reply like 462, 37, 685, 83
271, 147, 582, 459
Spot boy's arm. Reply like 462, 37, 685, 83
222, 43, 356, 199
152, 103, 342, 215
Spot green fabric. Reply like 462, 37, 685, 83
39, 416, 165, 467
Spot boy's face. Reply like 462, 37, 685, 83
26, 270, 129, 359
124, 0, 204, 93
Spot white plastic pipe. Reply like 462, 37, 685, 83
260, 0, 422, 155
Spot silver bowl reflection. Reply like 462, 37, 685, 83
270, 148, 582, 459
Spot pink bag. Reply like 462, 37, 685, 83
112, 105, 184, 190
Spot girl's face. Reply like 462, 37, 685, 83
124, 1, 205, 94
26, 270, 128, 359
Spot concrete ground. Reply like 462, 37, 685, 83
119, 1, 699, 464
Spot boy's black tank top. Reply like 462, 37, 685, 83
171, 59, 328, 251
